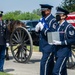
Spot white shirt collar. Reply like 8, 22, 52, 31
57, 20, 65, 31
45, 14, 51, 20
59, 20, 65, 26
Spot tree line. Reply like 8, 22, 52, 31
3, 9, 41, 20
3, 0, 75, 20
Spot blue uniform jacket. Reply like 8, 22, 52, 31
56, 20, 75, 57
0, 20, 7, 45
39, 14, 58, 52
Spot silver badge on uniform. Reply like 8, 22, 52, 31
3, 24, 6, 28
53, 23, 56, 29
69, 30, 74, 36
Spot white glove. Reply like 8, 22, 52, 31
6, 43, 9, 47
35, 22, 44, 32
49, 43, 53, 45
53, 40, 61, 45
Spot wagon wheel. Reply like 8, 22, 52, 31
66, 45, 75, 69
10, 27, 33, 63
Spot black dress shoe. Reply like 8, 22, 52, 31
6, 57, 9, 60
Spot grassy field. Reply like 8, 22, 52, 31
0, 72, 12, 75
33, 46, 39, 52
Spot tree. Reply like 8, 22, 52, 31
13, 10, 21, 15
3, 12, 15, 20
3, 11, 40, 20
32, 9, 41, 16
61, 0, 75, 12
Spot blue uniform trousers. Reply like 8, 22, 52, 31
0, 45, 6, 71
52, 46, 70, 75
52, 57, 68, 75
40, 52, 54, 75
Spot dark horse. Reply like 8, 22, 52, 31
7, 20, 26, 33
5, 20, 26, 60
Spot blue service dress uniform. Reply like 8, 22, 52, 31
52, 20, 75, 75
39, 14, 58, 75
0, 20, 7, 71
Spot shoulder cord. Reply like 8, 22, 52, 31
49, 18, 56, 28
44, 18, 55, 35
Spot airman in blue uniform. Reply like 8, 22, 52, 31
0, 11, 7, 72
52, 7, 75, 75
35, 4, 58, 75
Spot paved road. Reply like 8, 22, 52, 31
4, 52, 75, 75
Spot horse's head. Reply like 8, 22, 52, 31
7, 20, 26, 33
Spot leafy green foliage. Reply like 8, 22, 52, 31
3, 10, 41, 20
32, 9, 41, 16
61, 0, 75, 12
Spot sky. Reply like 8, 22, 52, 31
0, 0, 63, 15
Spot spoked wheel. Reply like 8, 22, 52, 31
67, 45, 75, 69
10, 27, 33, 63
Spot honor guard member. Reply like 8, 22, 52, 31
35, 4, 58, 75
5, 20, 10, 60
52, 7, 75, 75
0, 11, 7, 72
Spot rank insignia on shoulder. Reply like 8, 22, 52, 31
69, 30, 74, 36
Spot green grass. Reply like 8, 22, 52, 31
0, 72, 12, 75
33, 46, 39, 52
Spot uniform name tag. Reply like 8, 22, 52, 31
47, 32, 60, 43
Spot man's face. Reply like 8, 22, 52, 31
41, 9, 51, 17
45, 9, 51, 15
